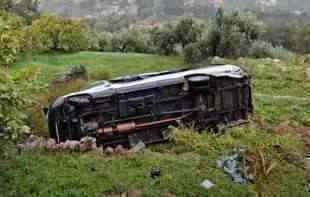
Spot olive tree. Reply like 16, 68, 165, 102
174, 18, 202, 48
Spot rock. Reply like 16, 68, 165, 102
114, 145, 127, 155
128, 141, 145, 153
64, 140, 80, 151
18, 135, 47, 151
94, 147, 103, 155
57, 142, 66, 151
45, 139, 57, 151
80, 137, 97, 152
105, 147, 114, 155
30, 137, 46, 151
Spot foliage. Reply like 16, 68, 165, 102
97, 31, 113, 52
174, 18, 202, 48
0, 11, 26, 66
264, 22, 310, 54
0, 70, 31, 139
151, 24, 178, 55
0, 0, 40, 22
111, 28, 151, 53
248, 40, 274, 58
29, 15, 89, 53
57, 19, 89, 52
183, 42, 205, 63
248, 40, 294, 60
206, 9, 263, 58
0, 0, 12, 10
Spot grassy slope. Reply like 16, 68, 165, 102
9, 52, 186, 81
1, 52, 310, 197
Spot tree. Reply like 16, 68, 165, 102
98, 31, 113, 51
0, 11, 26, 66
29, 15, 89, 53
175, 18, 202, 48
184, 42, 205, 63
206, 9, 263, 57
1, 0, 40, 22
151, 24, 177, 55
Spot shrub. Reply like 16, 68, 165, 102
29, 15, 89, 53
151, 24, 178, 55
57, 19, 89, 52
248, 40, 274, 58
249, 40, 294, 60
175, 18, 202, 48
183, 42, 205, 64
0, 11, 26, 66
98, 31, 113, 51
206, 9, 263, 58
29, 15, 61, 52
0, 70, 31, 139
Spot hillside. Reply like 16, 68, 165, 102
38, 0, 310, 19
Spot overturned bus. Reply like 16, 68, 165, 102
47, 65, 253, 146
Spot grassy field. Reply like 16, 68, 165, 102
1, 52, 310, 197
9, 52, 186, 82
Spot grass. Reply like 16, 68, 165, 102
9, 52, 186, 82
1, 52, 310, 196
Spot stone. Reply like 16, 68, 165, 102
64, 140, 80, 151
45, 138, 57, 151
128, 141, 145, 153
105, 147, 114, 155
80, 137, 97, 152
114, 145, 127, 155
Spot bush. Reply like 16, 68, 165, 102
0, 70, 31, 139
111, 28, 152, 53
151, 24, 178, 55
183, 42, 205, 64
248, 40, 274, 58
0, 11, 26, 66
249, 40, 294, 60
57, 19, 89, 52
175, 18, 202, 48
206, 9, 263, 58
29, 15, 89, 53
97, 31, 113, 51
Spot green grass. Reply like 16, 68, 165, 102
9, 52, 186, 82
1, 52, 310, 196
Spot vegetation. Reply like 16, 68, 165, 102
1, 1, 310, 197
0, 51, 308, 196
